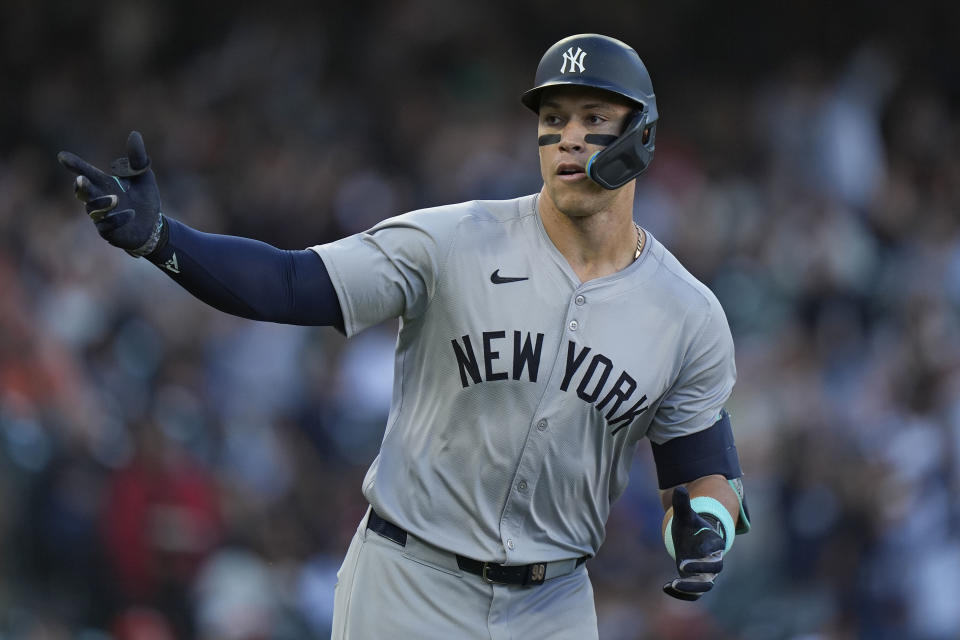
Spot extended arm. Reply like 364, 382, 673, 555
146, 218, 343, 328
58, 131, 343, 330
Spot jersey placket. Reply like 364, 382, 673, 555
497, 287, 592, 561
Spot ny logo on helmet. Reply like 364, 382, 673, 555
560, 47, 586, 73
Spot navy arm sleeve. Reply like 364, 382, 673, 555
145, 216, 344, 331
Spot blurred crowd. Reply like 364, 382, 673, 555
2, 1, 960, 639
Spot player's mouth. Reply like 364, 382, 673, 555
556, 162, 586, 182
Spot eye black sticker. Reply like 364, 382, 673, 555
584, 134, 617, 146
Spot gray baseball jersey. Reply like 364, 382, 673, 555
311, 192, 735, 565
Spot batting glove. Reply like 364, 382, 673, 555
57, 131, 166, 257
662, 486, 728, 601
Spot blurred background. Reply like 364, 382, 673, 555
2, 0, 960, 638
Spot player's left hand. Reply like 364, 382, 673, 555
663, 486, 726, 601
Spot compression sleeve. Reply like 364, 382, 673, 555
145, 216, 344, 330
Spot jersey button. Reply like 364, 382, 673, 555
568, 320, 579, 331
536, 419, 548, 431
517, 480, 528, 493
506, 539, 515, 550
575, 295, 586, 306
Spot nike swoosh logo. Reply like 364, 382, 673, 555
490, 269, 529, 284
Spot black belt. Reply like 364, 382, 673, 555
367, 508, 587, 587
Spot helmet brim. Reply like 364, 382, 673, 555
520, 79, 647, 114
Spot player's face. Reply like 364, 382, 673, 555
537, 87, 634, 218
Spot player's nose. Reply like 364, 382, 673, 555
558, 122, 586, 152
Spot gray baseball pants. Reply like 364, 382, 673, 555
331, 509, 599, 639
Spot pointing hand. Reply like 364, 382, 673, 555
58, 131, 166, 256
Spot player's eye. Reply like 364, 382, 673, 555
542, 114, 562, 126
587, 114, 607, 125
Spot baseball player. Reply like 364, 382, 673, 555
59, 33, 750, 639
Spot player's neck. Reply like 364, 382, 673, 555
538, 187, 639, 283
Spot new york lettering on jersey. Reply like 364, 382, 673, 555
451, 332, 649, 435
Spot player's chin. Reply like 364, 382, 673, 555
550, 185, 603, 217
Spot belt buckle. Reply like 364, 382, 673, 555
481, 562, 499, 584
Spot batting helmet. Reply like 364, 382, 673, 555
522, 34, 658, 189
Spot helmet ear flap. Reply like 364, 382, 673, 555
586, 108, 656, 190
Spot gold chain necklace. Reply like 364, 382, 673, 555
634, 222, 644, 260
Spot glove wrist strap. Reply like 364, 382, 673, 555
126, 215, 166, 258
664, 495, 736, 559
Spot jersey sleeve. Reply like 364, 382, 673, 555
647, 292, 736, 445
309, 205, 466, 337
